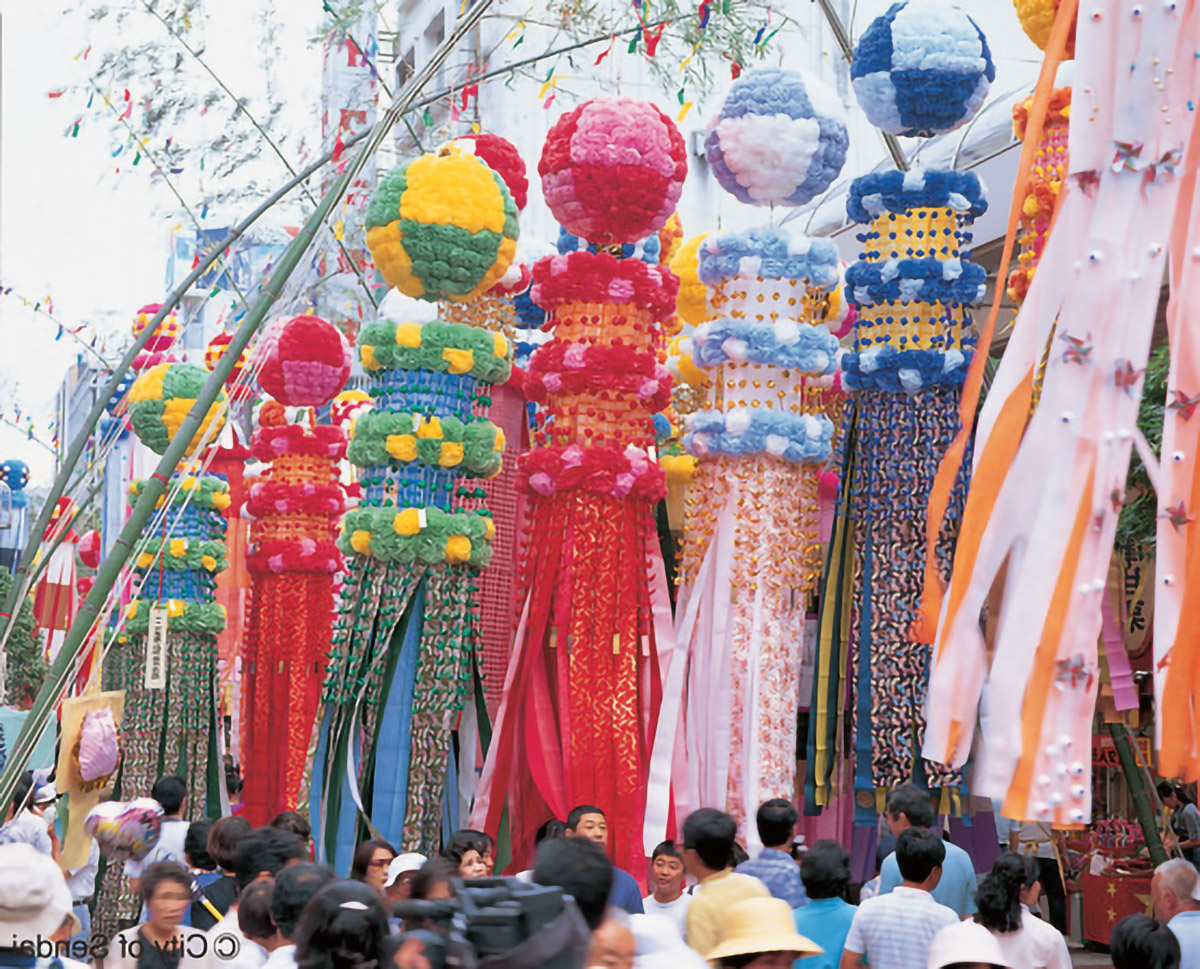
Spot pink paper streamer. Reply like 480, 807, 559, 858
1102, 588, 1138, 711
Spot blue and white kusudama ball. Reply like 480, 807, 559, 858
851, 0, 995, 138
704, 67, 849, 208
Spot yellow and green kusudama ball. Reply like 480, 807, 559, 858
365, 152, 520, 303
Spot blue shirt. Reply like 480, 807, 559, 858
610, 867, 645, 914
877, 839, 978, 917
793, 896, 856, 969
1170, 910, 1200, 969
736, 847, 808, 908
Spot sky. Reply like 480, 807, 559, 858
0, 0, 322, 488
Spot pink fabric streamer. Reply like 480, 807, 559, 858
1101, 588, 1138, 711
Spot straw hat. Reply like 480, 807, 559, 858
926, 920, 1015, 969
705, 898, 822, 962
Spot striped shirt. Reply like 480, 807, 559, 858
843, 887, 958, 969
735, 847, 808, 908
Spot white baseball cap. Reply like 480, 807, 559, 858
926, 920, 1014, 969
385, 853, 428, 887
0, 843, 81, 939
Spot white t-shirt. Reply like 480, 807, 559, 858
991, 907, 1072, 969
642, 892, 690, 937
0, 809, 52, 855
125, 817, 190, 877
207, 907, 268, 969
262, 945, 297, 969
66, 840, 101, 900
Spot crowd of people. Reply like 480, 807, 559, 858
5, 770, 1200, 968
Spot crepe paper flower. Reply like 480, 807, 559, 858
844, 256, 988, 307
348, 411, 504, 479
357, 318, 512, 384
705, 67, 849, 207
1013, 0, 1076, 56
204, 332, 253, 399
516, 445, 667, 503
670, 233, 711, 326
683, 408, 834, 463
440, 132, 528, 210
128, 475, 230, 510
128, 362, 227, 457
531, 251, 679, 319
255, 315, 351, 407
842, 346, 971, 393
338, 506, 494, 567
366, 152, 519, 303
540, 97, 688, 245
851, 1, 995, 138
689, 317, 840, 373
132, 303, 180, 352
556, 225, 662, 264
698, 227, 840, 289
124, 599, 227, 635
848, 168, 989, 223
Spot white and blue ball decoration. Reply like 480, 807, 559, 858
704, 67, 849, 208
851, 0, 995, 138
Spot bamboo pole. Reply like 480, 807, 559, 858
1108, 721, 1167, 866
0, 125, 372, 698
0, 0, 494, 815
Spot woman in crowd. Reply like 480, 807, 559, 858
443, 830, 488, 881
102, 862, 212, 969
295, 881, 391, 969
410, 858, 456, 902
972, 852, 1070, 969
350, 839, 398, 899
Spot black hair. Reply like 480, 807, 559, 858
895, 827, 945, 884
730, 842, 749, 868
974, 852, 1037, 934
532, 836, 613, 931
271, 863, 335, 940
443, 830, 486, 871
350, 839, 396, 883
270, 810, 312, 844
974, 853, 1041, 935
755, 798, 798, 849
151, 776, 188, 817
10, 771, 33, 816
225, 765, 244, 797
566, 805, 605, 831
410, 857, 456, 901
238, 881, 277, 942
141, 860, 194, 903
208, 816, 253, 872
535, 819, 567, 844
651, 840, 682, 862
800, 840, 850, 901
460, 828, 495, 854
1111, 914, 1181, 969
294, 880, 390, 969
1158, 781, 1175, 799
235, 827, 307, 892
682, 808, 738, 872
185, 821, 216, 871
718, 956, 761, 969
886, 783, 935, 829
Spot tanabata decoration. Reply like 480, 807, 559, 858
310, 144, 520, 867
131, 303, 180, 371
472, 99, 684, 879
1014, 0, 1076, 57
0, 460, 29, 574
85, 798, 162, 862
705, 68, 848, 207
240, 316, 350, 825
440, 133, 529, 211
365, 151, 519, 303
851, 1, 995, 138
33, 497, 80, 662
921, 0, 1198, 823
651, 227, 841, 844
205, 332, 254, 402
1007, 90, 1071, 306
807, 170, 985, 817
127, 362, 228, 456
539, 97, 687, 245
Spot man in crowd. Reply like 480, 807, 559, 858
126, 776, 190, 899
875, 783, 977, 918
533, 834, 630, 968
0, 771, 61, 862
1152, 857, 1200, 967
206, 827, 306, 969
680, 808, 769, 958
643, 841, 690, 937
565, 804, 644, 914
792, 840, 856, 968
0, 843, 81, 966
735, 799, 807, 909
267, 863, 334, 969
840, 828, 958, 969
1161, 783, 1200, 868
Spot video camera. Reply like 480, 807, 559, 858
392, 877, 589, 969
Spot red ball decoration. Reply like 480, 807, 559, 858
205, 332, 253, 400
539, 97, 688, 245
78, 529, 102, 569
256, 315, 351, 407
442, 133, 529, 211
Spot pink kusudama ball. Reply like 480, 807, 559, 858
539, 97, 688, 246
257, 314, 351, 407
